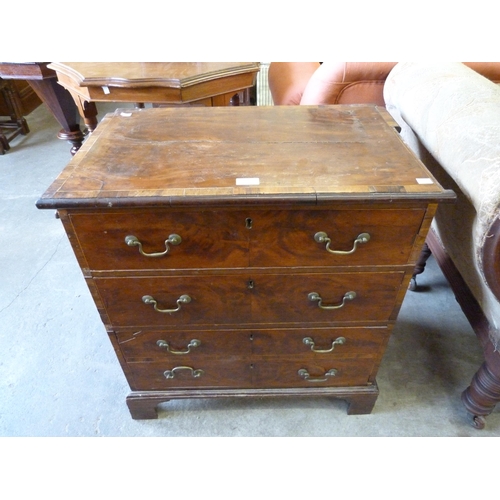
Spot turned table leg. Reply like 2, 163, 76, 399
28, 78, 85, 155
461, 359, 500, 429
80, 100, 99, 135
409, 242, 432, 291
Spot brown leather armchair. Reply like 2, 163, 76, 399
268, 62, 500, 107
268, 62, 397, 106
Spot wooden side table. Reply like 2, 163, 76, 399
0, 63, 84, 155
48, 62, 260, 141
0, 78, 30, 154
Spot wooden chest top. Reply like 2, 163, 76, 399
36, 105, 453, 209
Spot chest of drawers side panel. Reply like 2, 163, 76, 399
387, 204, 440, 322
408, 203, 439, 264
57, 210, 114, 327
58, 210, 92, 276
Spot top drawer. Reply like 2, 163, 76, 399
67, 208, 425, 271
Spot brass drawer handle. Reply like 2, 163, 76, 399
303, 336, 346, 353
314, 231, 370, 255
142, 294, 191, 313
157, 339, 201, 354
125, 234, 182, 257
308, 291, 356, 310
298, 368, 338, 382
164, 366, 204, 379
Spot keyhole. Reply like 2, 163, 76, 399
247, 280, 255, 289
245, 217, 253, 229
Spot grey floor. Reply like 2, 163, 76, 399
1, 102, 499, 437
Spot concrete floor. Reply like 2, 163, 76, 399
1, 102, 499, 437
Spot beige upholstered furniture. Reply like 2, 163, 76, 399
384, 62, 500, 429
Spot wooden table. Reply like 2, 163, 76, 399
37, 105, 454, 419
0, 78, 29, 154
48, 62, 260, 144
0, 62, 84, 155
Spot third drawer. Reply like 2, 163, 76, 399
114, 326, 389, 362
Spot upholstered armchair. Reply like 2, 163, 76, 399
268, 62, 500, 108
384, 62, 500, 429
268, 62, 397, 106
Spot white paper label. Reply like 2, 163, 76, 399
236, 178, 260, 186
416, 178, 434, 185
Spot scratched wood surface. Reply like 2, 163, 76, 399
37, 105, 451, 208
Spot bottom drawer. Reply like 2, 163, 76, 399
124, 357, 377, 391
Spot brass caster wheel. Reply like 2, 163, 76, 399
471, 414, 486, 430
408, 277, 417, 291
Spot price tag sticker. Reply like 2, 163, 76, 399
236, 178, 260, 186
416, 178, 434, 185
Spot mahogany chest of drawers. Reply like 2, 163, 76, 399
37, 105, 453, 419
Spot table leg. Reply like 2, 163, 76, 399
78, 99, 99, 135
28, 78, 85, 155
215, 88, 255, 106
1, 80, 30, 135
0, 129, 9, 154
211, 93, 233, 106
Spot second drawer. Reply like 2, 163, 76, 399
96, 272, 405, 327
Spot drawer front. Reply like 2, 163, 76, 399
248, 272, 403, 325
96, 272, 404, 327
69, 208, 424, 271
248, 208, 425, 267
125, 358, 377, 391
125, 359, 253, 391
97, 275, 252, 327
251, 326, 388, 359
114, 326, 388, 362
251, 358, 377, 388
115, 329, 253, 362
68, 210, 250, 270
